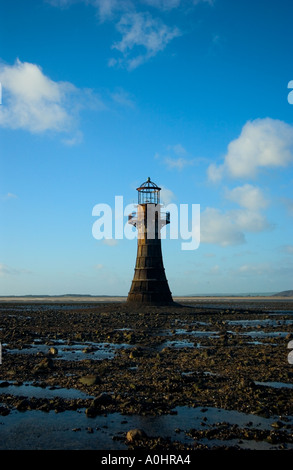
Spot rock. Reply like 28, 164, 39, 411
79, 375, 101, 386
129, 347, 143, 359
126, 428, 147, 443
0, 406, 10, 416
16, 399, 31, 411
48, 347, 58, 356
93, 392, 112, 406
271, 420, 284, 429
33, 357, 53, 374
85, 393, 113, 417
0, 381, 10, 387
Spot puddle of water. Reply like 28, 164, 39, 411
5, 341, 131, 361
175, 329, 220, 337
239, 331, 289, 338
0, 405, 291, 450
228, 319, 293, 327
0, 382, 92, 400
254, 381, 293, 389
160, 340, 195, 349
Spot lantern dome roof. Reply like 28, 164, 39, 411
136, 177, 161, 192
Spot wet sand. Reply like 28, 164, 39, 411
0, 297, 292, 452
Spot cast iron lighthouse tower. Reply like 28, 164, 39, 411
127, 177, 173, 305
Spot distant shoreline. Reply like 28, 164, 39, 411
0, 294, 292, 302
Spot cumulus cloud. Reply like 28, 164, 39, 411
208, 118, 293, 181
200, 207, 245, 246
110, 12, 181, 69
225, 184, 269, 211
0, 59, 72, 133
200, 205, 272, 247
281, 197, 293, 216
0, 59, 102, 139
160, 186, 176, 205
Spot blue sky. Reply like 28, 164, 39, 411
0, 0, 293, 296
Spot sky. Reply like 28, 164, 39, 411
0, 0, 293, 296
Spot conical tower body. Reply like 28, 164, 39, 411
127, 177, 173, 305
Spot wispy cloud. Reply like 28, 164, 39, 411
102, 239, 119, 246
280, 245, 293, 255
1, 192, 18, 200
156, 143, 197, 170
46, 0, 216, 69
164, 156, 194, 170
109, 12, 181, 70
0, 263, 31, 277
110, 87, 135, 108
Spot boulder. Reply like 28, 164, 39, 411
78, 375, 101, 386
48, 347, 58, 356
126, 428, 147, 443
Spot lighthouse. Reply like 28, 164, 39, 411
127, 177, 173, 305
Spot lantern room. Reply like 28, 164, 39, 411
137, 177, 161, 205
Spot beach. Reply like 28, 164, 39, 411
0, 297, 292, 452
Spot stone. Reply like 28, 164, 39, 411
126, 428, 147, 443
33, 357, 53, 374
93, 392, 112, 406
16, 399, 31, 411
78, 375, 101, 386
48, 347, 58, 356
0, 405, 10, 416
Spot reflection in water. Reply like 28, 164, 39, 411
0, 382, 92, 399
0, 405, 292, 450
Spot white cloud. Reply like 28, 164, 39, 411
62, 130, 84, 146
102, 239, 119, 246
281, 197, 293, 216
111, 12, 181, 69
110, 87, 135, 107
281, 245, 293, 254
160, 186, 176, 205
141, 0, 181, 10
164, 157, 194, 170
209, 264, 220, 275
0, 59, 102, 140
167, 143, 187, 156
47, 0, 215, 69
156, 143, 196, 170
200, 207, 245, 246
0, 60, 72, 134
208, 118, 293, 181
237, 263, 270, 276
231, 208, 271, 233
200, 206, 272, 247
92, 0, 133, 21
0, 263, 31, 277
225, 184, 269, 211
1, 192, 18, 200
94, 263, 104, 269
